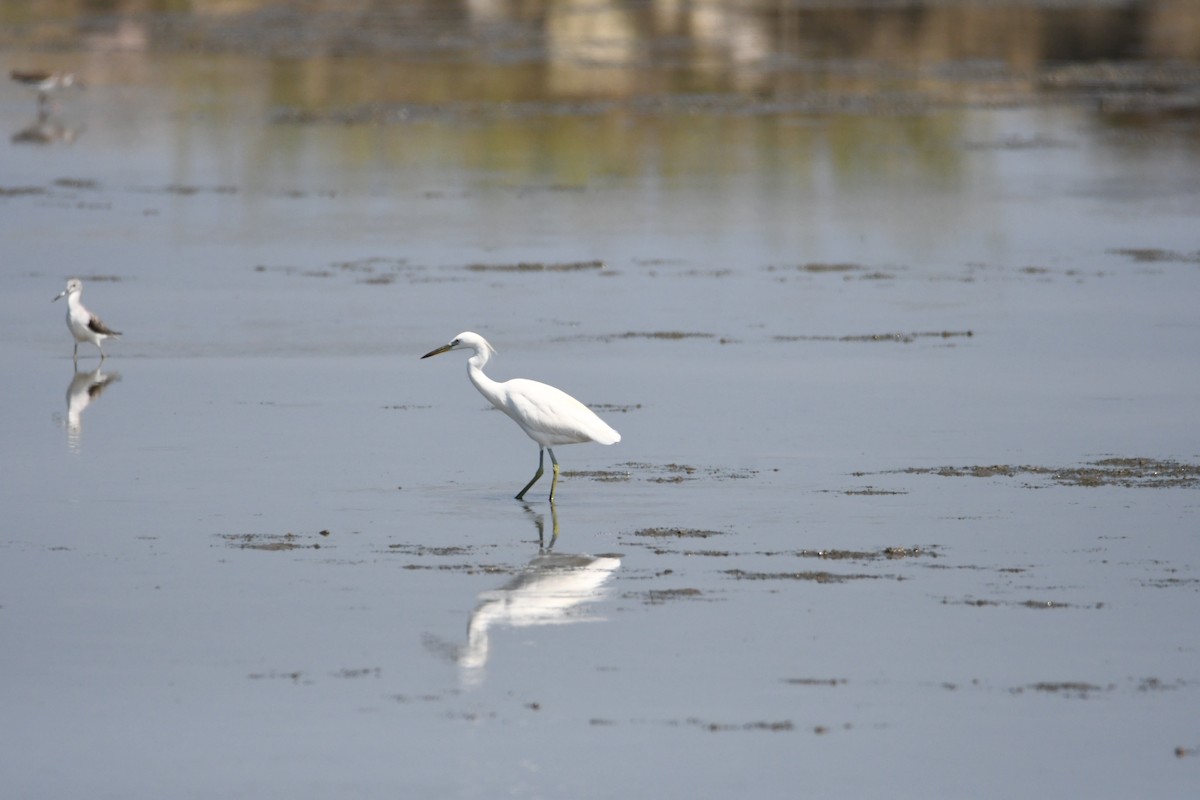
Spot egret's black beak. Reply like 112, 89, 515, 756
421, 342, 455, 359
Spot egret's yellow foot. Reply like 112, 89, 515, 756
549, 463, 561, 503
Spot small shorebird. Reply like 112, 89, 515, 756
52, 279, 121, 361
10, 70, 80, 108
421, 332, 620, 502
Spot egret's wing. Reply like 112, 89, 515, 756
504, 379, 619, 445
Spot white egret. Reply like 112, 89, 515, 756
53, 279, 121, 361
421, 332, 620, 502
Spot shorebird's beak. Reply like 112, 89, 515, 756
52, 290, 66, 302
421, 342, 456, 359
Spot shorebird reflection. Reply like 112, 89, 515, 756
458, 504, 621, 687
12, 106, 82, 145
63, 365, 120, 452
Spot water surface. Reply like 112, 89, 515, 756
2, 3, 1199, 798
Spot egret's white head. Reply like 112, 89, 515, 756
421, 331, 497, 362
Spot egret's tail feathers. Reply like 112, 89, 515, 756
595, 428, 620, 446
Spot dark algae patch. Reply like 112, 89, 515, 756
796, 546, 934, 561
387, 544, 471, 557
1109, 248, 1200, 264
724, 569, 880, 584
842, 487, 908, 496
610, 331, 715, 341
1018, 682, 1112, 698
775, 330, 973, 344
622, 527, 735, 556
465, 260, 604, 272
618, 462, 756, 483
764, 262, 864, 274
797, 262, 861, 273
1056, 458, 1200, 487
631, 527, 727, 539
895, 457, 1200, 488
0, 185, 46, 196
255, 257, 424, 284
221, 531, 327, 551
795, 549, 880, 560
945, 597, 1104, 610
626, 588, 706, 605
691, 719, 795, 733
563, 468, 632, 483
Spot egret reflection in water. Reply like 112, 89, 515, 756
451, 504, 622, 688
61, 365, 120, 452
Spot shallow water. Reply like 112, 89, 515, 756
2, 3, 1200, 798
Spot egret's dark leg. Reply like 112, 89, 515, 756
515, 448, 545, 500
547, 448, 560, 503
72, 342, 79, 362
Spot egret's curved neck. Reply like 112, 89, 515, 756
467, 352, 504, 408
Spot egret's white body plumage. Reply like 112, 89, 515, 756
421, 332, 620, 501
53, 279, 121, 360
